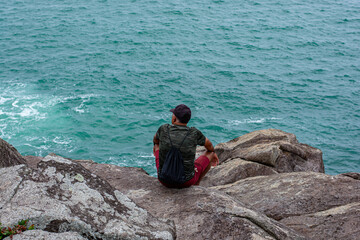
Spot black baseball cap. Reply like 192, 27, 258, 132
170, 104, 191, 123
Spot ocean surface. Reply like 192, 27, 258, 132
1, 0, 359, 176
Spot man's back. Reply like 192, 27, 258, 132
153, 104, 218, 188
156, 123, 206, 182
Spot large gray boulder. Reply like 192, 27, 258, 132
78, 161, 306, 240
212, 172, 360, 221
0, 138, 26, 168
210, 171, 360, 239
0, 154, 175, 239
280, 202, 360, 240
214, 129, 324, 173
198, 129, 324, 187
199, 157, 278, 187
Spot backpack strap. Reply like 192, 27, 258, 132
179, 129, 190, 148
167, 126, 190, 148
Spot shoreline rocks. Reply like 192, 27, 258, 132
214, 129, 324, 173
1, 129, 359, 239
198, 129, 324, 187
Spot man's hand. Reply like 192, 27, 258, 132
212, 152, 219, 166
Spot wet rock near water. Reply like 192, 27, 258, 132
1, 129, 358, 239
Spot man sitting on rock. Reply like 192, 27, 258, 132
153, 104, 219, 188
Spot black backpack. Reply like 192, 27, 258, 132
159, 127, 190, 185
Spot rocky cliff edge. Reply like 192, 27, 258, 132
1, 129, 359, 240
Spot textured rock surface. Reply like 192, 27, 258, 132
78, 160, 360, 240
2, 129, 358, 239
212, 172, 360, 220
214, 129, 324, 173
8, 230, 87, 240
23, 155, 43, 169
0, 138, 26, 168
200, 157, 278, 187
0, 154, 175, 240
79, 161, 306, 240
0, 164, 24, 210
280, 202, 360, 240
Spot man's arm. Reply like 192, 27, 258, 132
204, 137, 215, 152
204, 137, 219, 166
153, 133, 159, 145
153, 133, 159, 154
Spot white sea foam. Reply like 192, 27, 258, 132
20, 102, 47, 119
2, 94, 98, 119
12, 100, 19, 108
54, 94, 98, 114
53, 136, 71, 145
58, 94, 98, 104
74, 102, 85, 113
23, 143, 49, 157
24, 136, 39, 141
23, 94, 99, 113
0, 97, 12, 104
149, 112, 171, 120
229, 117, 281, 125
19, 107, 38, 117
0, 123, 8, 139
24, 143, 49, 150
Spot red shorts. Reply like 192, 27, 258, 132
154, 150, 210, 188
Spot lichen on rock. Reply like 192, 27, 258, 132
0, 154, 175, 239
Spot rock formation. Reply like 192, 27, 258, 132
199, 129, 324, 187
76, 161, 305, 240
0, 129, 358, 239
0, 154, 175, 239
215, 129, 323, 171
212, 172, 360, 220
0, 138, 26, 168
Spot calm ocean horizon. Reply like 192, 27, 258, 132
1, 0, 359, 176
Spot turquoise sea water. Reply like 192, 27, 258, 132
1, 0, 359, 176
